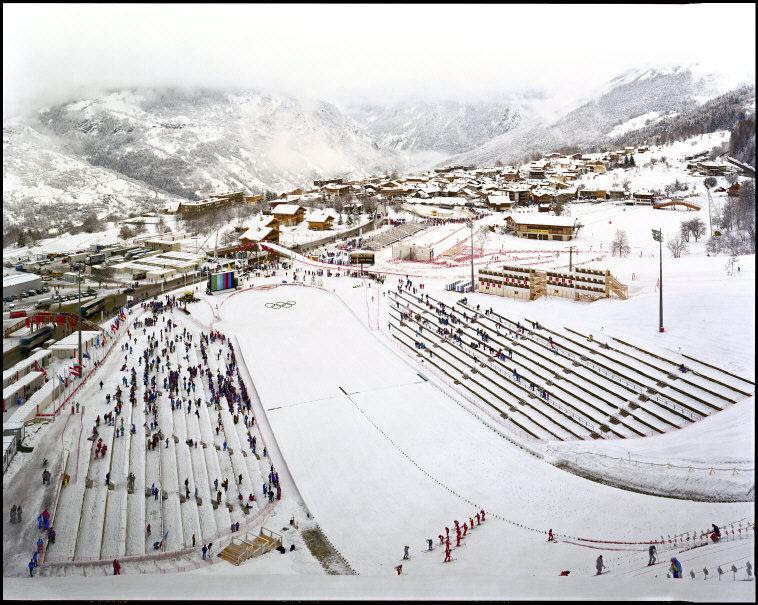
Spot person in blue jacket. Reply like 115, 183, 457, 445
670, 557, 682, 578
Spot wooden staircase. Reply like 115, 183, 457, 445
218, 527, 282, 565
607, 274, 628, 300
530, 272, 546, 300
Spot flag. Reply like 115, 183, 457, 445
83, 351, 90, 359
70, 364, 82, 378
57, 374, 65, 385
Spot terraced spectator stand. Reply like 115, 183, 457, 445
218, 527, 282, 565
387, 289, 748, 443
476, 265, 627, 302
362, 222, 428, 251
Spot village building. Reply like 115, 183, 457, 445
177, 191, 244, 216
306, 209, 338, 231
270, 204, 306, 226
631, 190, 656, 204
504, 213, 578, 241
486, 195, 516, 211
695, 161, 729, 176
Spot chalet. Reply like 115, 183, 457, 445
306, 209, 338, 231
591, 161, 607, 174
486, 195, 516, 211
555, 191, 576, 204
528, 167, 547, 180
323, 183, 352, 199
245, 194, 264, 204
505, 186, 531, 205
727, 182, 741, 197
577, 188, 599, 201
235, 215, 278, 234
504, 213, 578, 241
501, 169, 520, 181
631, 190, 656, 204
271, 204, 306, 226
607, 189, 627, 200
531, 189, 557, 204
313, 178, 344, 187
238, 220, 280, 245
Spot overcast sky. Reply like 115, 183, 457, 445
3, 3, 756, 116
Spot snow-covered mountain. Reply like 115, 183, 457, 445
8, 88, 407, 204
441, 65, 753, 166
346, 100, 523, 155
2, 122, 184, 231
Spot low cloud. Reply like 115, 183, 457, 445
3, 3, 755, 117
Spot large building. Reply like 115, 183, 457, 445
504, 214, 578, 241
3, 273, 43, 298
177, 191, 244, 216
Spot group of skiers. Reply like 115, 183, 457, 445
401, 509, 487, 570
25, 509, 55, 577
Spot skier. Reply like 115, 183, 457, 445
146, 524, 151, 537
648, 544, 657, 566
47, 527, 56, 545
547, 529, 554, 542
113, 559, 121, 575
444, 543, 452, 563
427, 538, 433, 551
395, 564, 402, 575
710, 524, 721, 543
28, 559, 35, 577
202, 544, 208, 560
596, 555, 606, 575
670, 557, 682, 578
403, 545, 410, 560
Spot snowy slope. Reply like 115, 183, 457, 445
347, 99, 523, 155
217, 285, 753, 578
12, 89, 408, 202
444, 66, 752, 166
2, 123, 183, 230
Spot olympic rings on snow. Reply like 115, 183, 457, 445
265, 301, 296, 309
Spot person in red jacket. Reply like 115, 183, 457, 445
547, 529, 555, 542
395, 564, 402, 575
113, 559, 121, 575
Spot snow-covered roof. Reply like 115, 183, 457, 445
239, 215, 277, 231
504, 213, 577, 227
239, 227, 275, 242
271, 204, 303, 215
487, 195, 514, 205
306, 209, 338, 223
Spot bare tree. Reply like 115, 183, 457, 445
689, 217, 706, 242
666, 236, 688, 258
705, 235, 723, 255
679, 221, 691, 242
610, 229, 631, 257
119, 224, 135, 240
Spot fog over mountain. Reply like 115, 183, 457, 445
2, 4, 755, 230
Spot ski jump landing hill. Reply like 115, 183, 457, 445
215, 283, 754, 577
